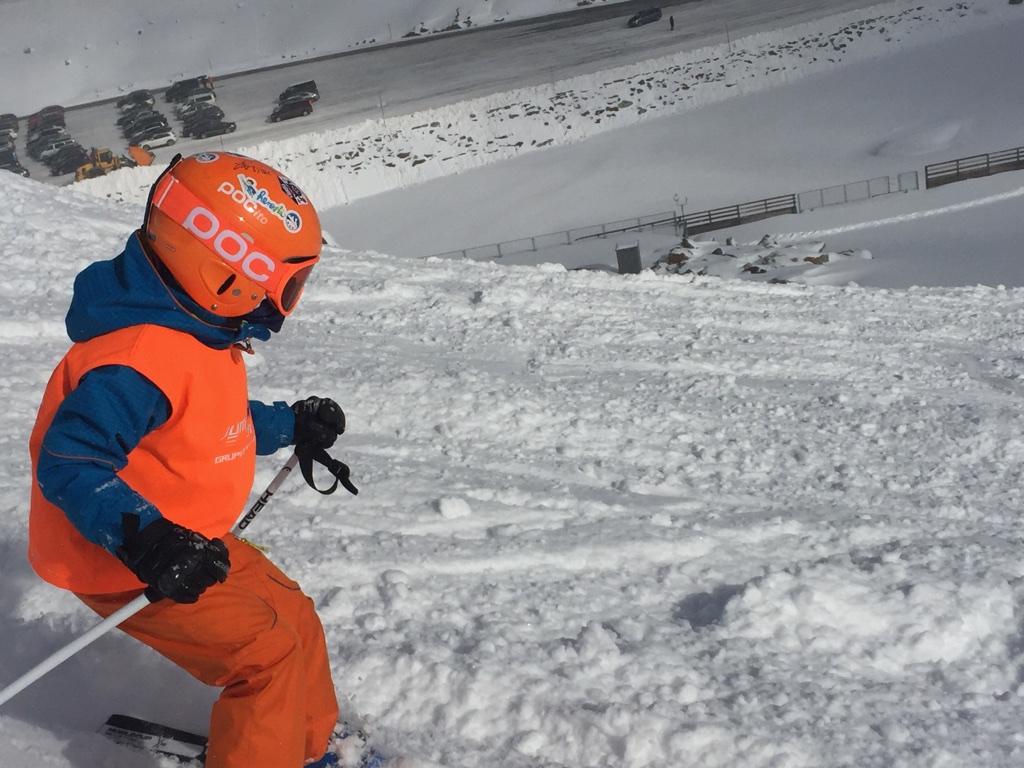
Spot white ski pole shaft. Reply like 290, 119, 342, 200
0, 453, 298, 709
0, 593, 150, 707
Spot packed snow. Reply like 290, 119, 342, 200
3, 0, 1024, 766
5, 164, 1024, 766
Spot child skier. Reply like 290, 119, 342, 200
28, 152, 354, 768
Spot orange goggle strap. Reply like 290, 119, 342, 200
148, 166, 317, 315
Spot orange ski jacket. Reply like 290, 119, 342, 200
29, 323, 256, 593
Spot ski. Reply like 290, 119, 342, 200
100, 713, 206, 764
101, 712, 390, 767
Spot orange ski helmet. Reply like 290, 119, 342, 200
144, 152, 321, 317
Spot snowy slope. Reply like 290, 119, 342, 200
319, 8, 1024, 285
3, 164, 1024, 766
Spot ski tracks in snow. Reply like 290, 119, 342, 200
5, 172, 1024, 765
238, 249, 1024, 767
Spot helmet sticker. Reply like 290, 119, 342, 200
219, 173, 303, 233
218, 180, 269, 225
195, 152, 219, 163
278, 176, 309, 206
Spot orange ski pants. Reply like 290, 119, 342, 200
77, 535, 339, 768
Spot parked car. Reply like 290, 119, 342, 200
176, 91, 217, 113
117, 89, 155, 112
278, 80, 319, 104
117, 106, 160, 129
123, 114, 169, 139
45, 141, 85, 164
48, 145, 90, 176
136, 128, 176, 150
126, 125, 170, 146
0, 134, 13, 154
180, 105, 225, 134
627, 7, 662, 27
0, 113, 18, 139
166, 76, 214, 102
1, 160, 30, 177
28, 105, 65, 132
28, 114, 65, 137
51, 154, 90, 177
124, 110, 168, 130
28, 122, 69, 143
269, 99, 313, 122
0, 150, 29, 177
191, 120, 236, 139
176, 100, 216, 120
28, 129, 71, 158
37, 137, 77, 161
128, 122, 173, 145
181, 106, 223, 129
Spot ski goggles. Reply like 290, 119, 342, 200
144, 154, 319, 316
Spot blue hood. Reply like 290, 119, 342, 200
66, 233, 284, 348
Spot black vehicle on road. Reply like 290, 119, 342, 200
123, 114, 169, 139
118, 107, 161, 130
128, 121, 173, 143
269, 99, 313, 122
166, 75, 214, 103
28, 105, 65, 133
117, 89, 155, 112
278, 80, 319, 104
48, 144, 90, 176
0, 150, 29, 177
31, 135, 75, 161
191, 120, 237, 139
628, 7, 662, 27
0, 113, 18, 139
181, 106, 226, 136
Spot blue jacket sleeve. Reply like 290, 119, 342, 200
36, 365, 170, 553
249, 400, 295, 454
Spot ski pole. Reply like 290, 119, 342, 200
0, 592, 152, 708
235, 452, 299, 530
0, 453, 300, 709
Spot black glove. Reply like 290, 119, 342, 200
291, 396, 345, 450
117, 515, 230, 604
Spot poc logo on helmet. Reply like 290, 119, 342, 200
183, 206, 275, 283
217, 181, 269, 225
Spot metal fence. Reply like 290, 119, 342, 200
798, 172, 918, 211
429, 142, 1024, 261
682, 194, 799, 236
925, 146, 1024, 189
445, 231, 576, 262
428, 171, 919, 260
